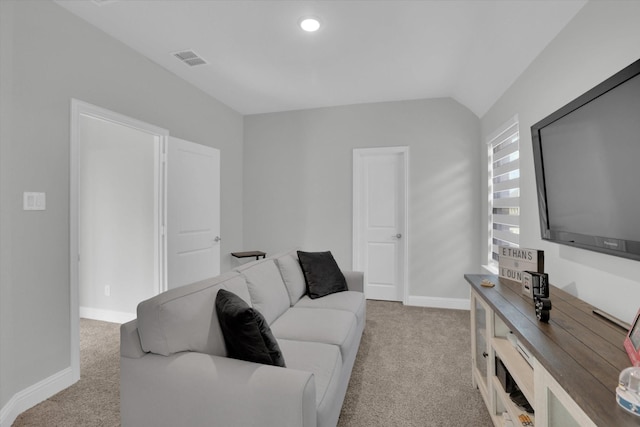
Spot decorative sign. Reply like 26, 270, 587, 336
498, 247, 544, 283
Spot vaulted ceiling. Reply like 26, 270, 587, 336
55, 0, 587, 117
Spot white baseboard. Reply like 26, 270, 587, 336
482, 264, 499, 274
405, 295, 470, 310
80, 306, 135, 324
0, 367, 75, 427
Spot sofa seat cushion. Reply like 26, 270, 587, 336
270, 308, 358, 359
294, 291, 366, 327
277, 339, 342, 413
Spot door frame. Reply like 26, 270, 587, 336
352, 146, 409, 304
69, 99, 168, 381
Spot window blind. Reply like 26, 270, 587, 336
488, 117, 520, 267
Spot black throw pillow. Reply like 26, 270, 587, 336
297, 250, 348, 299
215, 289, 286, 367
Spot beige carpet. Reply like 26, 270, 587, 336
338, 301, 491, 426
13, 301, 491, 426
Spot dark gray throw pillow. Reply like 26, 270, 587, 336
297, 250, 348, 299
215, 289, 286, 367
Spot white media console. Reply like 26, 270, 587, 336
466, 274, 640, 426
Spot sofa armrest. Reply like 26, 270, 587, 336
121, 352, 317, 427
120, 320, 146, 359
343, 270, 364, 293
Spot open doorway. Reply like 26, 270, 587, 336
78, 114, 162, 321
70, 99, 168, 381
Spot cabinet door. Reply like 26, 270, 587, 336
471, 291, 489, 391
534, 362, 597, 427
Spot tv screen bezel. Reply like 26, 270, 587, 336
531, 58, 640, 262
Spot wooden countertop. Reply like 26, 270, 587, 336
465, 274, 640, 426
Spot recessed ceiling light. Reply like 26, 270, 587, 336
299, 17, 321, 32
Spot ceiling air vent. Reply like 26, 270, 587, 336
173, 50, 207, 67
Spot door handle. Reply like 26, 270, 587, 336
214, 236, 221, 242
393, 233, 402, 239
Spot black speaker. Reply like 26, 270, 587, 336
495, 357, 517, 393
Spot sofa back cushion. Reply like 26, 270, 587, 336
137, 271, 251, 357
235, 259, 290, 325
274, 252, 307, 306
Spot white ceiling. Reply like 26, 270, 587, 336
55, 0, 587, 117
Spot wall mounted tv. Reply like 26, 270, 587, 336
531, 58, 640, 261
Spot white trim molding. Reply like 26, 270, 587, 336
0, 368, 74, 427
79, 307, 135, 324
482, 264, 499, 274
406, 295, 471, 311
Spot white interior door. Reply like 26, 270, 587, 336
353, 147, 408, 302
167, 137, 220, 289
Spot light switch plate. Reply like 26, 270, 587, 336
23, 192, 46, 210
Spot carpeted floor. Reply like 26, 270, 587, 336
13, 301, 492, 426
337, 301, 491, 427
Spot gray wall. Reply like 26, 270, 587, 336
0, 0, 243, 412
481, 0, 640, 322
244, 98, 481, 300
0, 0, 14, 410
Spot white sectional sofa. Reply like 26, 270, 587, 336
120, 249, 366, 427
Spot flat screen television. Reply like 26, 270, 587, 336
531, 58, 640, 261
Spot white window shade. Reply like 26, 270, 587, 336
488, 116, 520, 267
